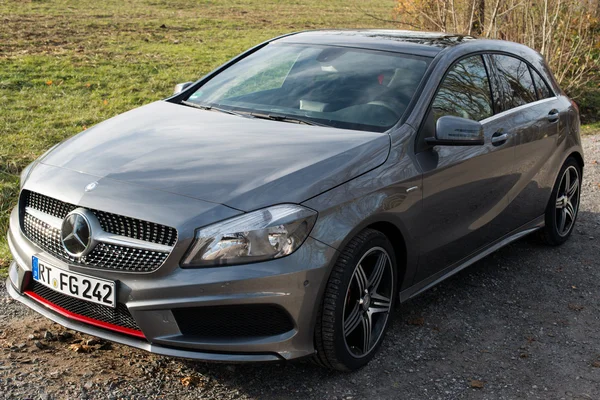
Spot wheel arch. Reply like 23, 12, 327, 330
319, 213, 418, 295
366, 221, 409, 293
569, 151, 584, 170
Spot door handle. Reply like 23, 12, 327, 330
548, 109, 560, 123
491, 132, 508, 145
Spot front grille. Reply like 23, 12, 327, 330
27, 190, 76, 219
30, 281, 141, 333
93, 210, 177, 246
21, 191, 177, 272
173, 305, 295, 339
25, 191, 177, 246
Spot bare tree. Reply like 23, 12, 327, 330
393, 0, 600, 95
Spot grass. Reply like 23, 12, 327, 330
582, 121, 600, 136
0, 0, 398, 276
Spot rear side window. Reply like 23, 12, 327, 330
531, 69, 553, 99
492, 55, 536, 110
432, 55, 493, 122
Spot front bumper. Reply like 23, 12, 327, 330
6, 205, 338, 362
6, 277, 281, 362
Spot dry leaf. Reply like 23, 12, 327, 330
592, 361, 600, 368
520, 353, 529, 358
568, 303, 584, 311
85, 83, 91, 88
470, 379, 485, 389
68, 343, 92, 353
407, 317, 425, 326
181, 376, 200, 387
526, 336, 536, 344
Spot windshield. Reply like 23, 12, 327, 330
184, 43, 430, 132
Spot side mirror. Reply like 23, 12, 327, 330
425, 115, 484, 146
173, 81, 193, 95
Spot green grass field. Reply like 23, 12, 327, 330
1, 0, 597, 276
0, 0, 399, 275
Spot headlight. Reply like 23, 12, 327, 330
182, 204, 317, 267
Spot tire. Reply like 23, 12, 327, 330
314, 229, 398, 371
538, 157, 582, 246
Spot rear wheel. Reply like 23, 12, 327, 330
314, 229, 397, 371
538, 157, 581, 245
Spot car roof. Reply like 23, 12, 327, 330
275, 30, 477, 58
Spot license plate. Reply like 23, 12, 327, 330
32, 256, 116, 308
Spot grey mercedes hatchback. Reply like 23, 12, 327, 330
7, 30, 583, 371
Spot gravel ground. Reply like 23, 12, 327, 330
1, 134, 599, 400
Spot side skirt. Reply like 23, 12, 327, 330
399, 215, 545, 303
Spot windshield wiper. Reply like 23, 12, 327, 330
182, 102, 327, 126
181, 101, 248, 117
249, 112, 328, 127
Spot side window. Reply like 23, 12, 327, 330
492, 55, 536, 110
432, 55, 493, 122
531, 68, 553, 100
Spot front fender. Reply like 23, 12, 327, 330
303, 141, 422, 291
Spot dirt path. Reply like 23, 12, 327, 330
2, 134, 600, 400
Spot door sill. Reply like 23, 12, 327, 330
400, 215, 545, 302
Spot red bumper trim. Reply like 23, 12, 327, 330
23, 290, 146, 339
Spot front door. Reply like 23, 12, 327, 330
413, 54, 517, 283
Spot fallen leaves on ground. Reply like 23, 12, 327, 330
406, 317, 425, 326
470, 379, 485, 389
181, 376, 201, 387
569, 303, 584, 311
68, 343, 93, 353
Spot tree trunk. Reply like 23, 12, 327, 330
472, 0, 485, 35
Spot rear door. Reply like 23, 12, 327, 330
488, 54, 564, 228
413, 54, 518, 283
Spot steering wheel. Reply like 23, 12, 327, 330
367, 101, 402, 118
367, 91, 412, 118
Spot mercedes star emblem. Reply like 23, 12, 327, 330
85, 181, 99, 192
60, 208, 98, 258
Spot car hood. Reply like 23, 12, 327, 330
41, 101, 390, 211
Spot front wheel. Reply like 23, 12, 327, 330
538, 157, 582, 245
314, 229, 397, 371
